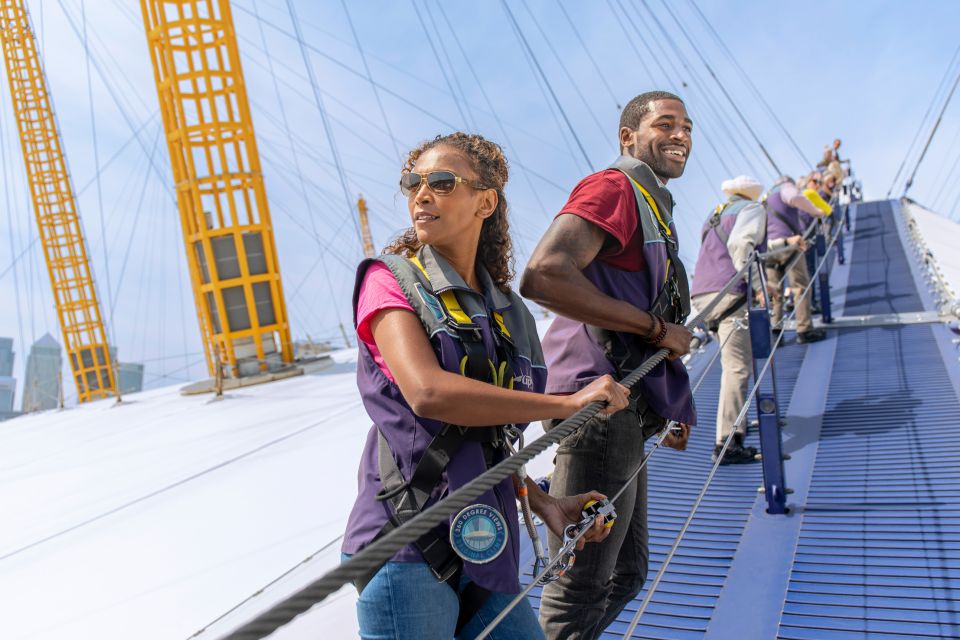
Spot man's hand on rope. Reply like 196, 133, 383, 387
662, 423, 691, 451
538, 490, 614, 550
756, 281, 780, 308
661, 322, 694, 360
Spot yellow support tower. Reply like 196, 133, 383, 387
0, 0, 117, 402
140, 0, 293, 377
357, 194, 375, 259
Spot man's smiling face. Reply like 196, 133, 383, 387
621, 98, 692, 183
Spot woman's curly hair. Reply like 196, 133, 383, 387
383, 132, 514, 292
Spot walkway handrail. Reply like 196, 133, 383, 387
900, 198, 960, 319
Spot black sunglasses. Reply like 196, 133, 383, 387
400, 170, 489, 198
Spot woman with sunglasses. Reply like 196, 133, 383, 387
342, 132, 628, 639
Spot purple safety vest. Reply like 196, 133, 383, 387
342, 245, 547, 594
541, 161, 696, 426
765, 183, 803, 241
690, 197, 766, 298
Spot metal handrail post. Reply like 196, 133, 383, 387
816, 220, 833, 324
747, 256, 789, 514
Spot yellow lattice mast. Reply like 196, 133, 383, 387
357, 194, 375, 259
0, 0, 117, 402
140, 0, 293, 377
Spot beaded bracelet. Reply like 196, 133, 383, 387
651, 315, 669, 346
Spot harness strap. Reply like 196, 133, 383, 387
705, 294, 749, 333
620, 172, 691, 323
702, 204, 732, 247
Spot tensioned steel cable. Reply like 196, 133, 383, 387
633, 0, 766, 181
888, 44, 960, 197
622, 203, 849, 637
473, 316, 745, 639
556, 1, 622, 109
643, 0, 772, 182
686, 0, 810, 168
221, 257, 757, 639
500, 0, 594, 171
283, 0, 363, 251
903, 63, 960, 196
652, 0, 783, 177
339, 0, 402, 163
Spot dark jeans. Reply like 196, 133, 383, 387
539, 398, 649, 639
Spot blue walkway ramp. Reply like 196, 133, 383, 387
520, 200, 960, 639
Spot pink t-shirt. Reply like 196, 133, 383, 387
355, 262, 415, 383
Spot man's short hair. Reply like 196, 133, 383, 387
619, 91, 684, 132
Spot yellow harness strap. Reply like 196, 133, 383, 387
627, 175, 673, 238
410, 255, 512, 338
625, 175, 674, 283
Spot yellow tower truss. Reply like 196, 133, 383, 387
357, 194, 375, 259
140, 0, 293, 377
0, 0, 117, 402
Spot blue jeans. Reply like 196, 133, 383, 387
344, 554, 544, 640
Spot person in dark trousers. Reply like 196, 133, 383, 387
342, 132, 627, 640
520, 91, 696, 639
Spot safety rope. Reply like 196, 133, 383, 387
621, 202, 849, 635
219, 253, 759, 639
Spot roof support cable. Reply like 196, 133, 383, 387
887, 44, 960, 197
687, 0, 811, 168
520, 0, 610, 144
339, 0, 403, 163
928, 123, 960, 209
80, 0, 115, 338
255, 0, 320, 240
434, 2, 551, 220
649, 0, 783, 176
283, 0, 364, 251
623, 205, 849, 635
609, 0, 736, 185
110, 125, 163, 319
557, 1, 623, 110
903, 64, 960, 197
0, 106, 27, 367
500, 0, 594, 171
409, 0, 476, 131
639, 0, 772, 181
632, 0, 764, 179
219, 253, 765, 639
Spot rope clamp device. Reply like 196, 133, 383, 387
581, 498, 617, 529
537, 498, 619, 586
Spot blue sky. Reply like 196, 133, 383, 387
0, 0, 958, 403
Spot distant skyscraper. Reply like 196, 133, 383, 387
0, 376, 17, 420
108, 346, 144, 395
118, 362, 145, 395
0, 337, 18, 421
21, 333, 62, 412
0, 337, 13, 376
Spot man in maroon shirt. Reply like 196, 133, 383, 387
521, 91, 695, 639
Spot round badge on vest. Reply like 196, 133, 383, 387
450, 503, 508, 564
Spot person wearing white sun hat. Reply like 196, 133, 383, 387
690, 175, 769, 464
